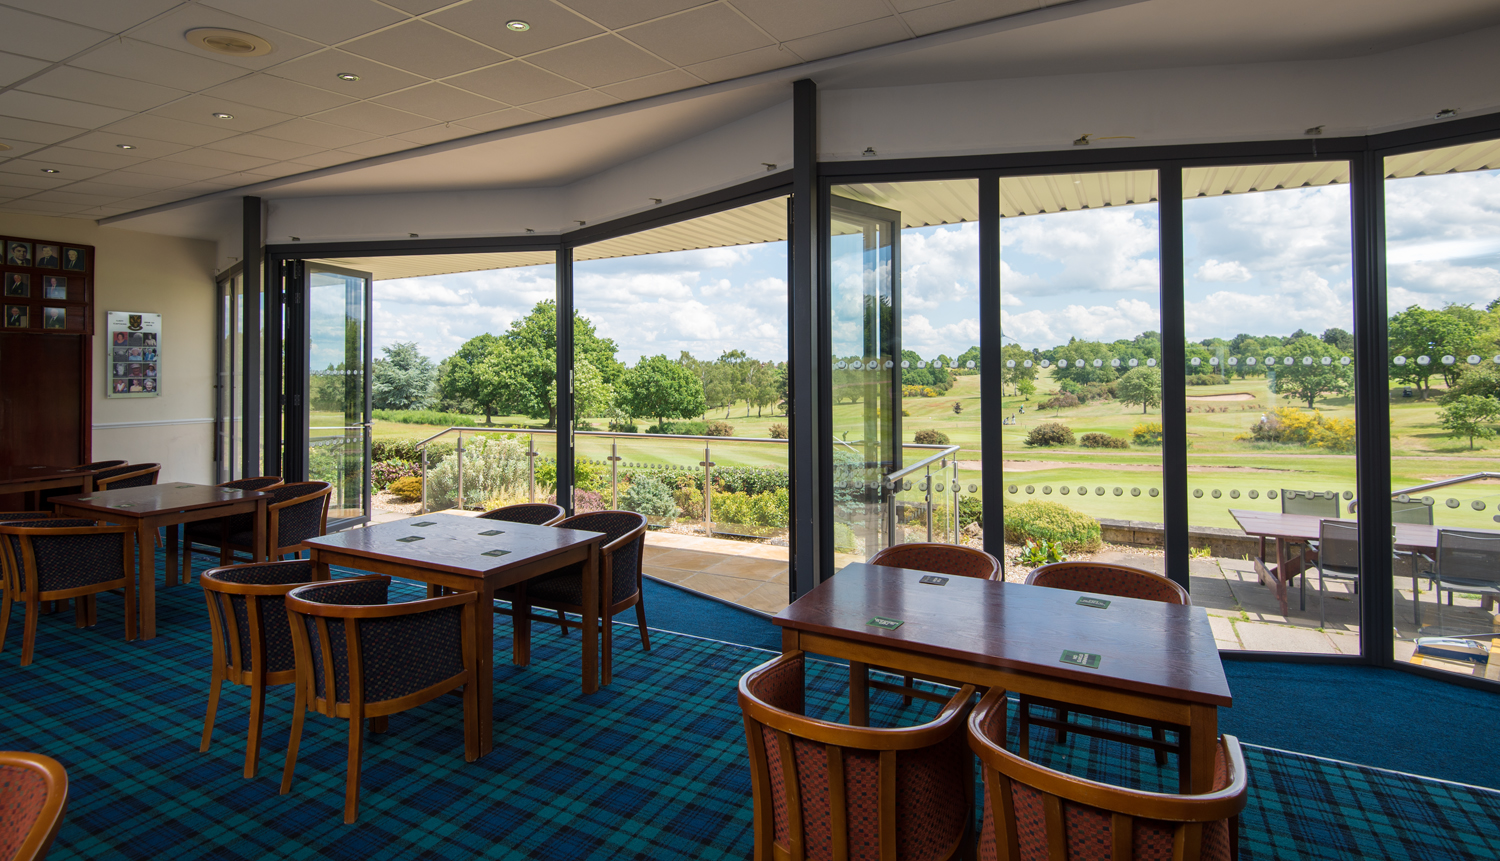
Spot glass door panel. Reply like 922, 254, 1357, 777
214, 271, 243, 484
305, 262, 372, 528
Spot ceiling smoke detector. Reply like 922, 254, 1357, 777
186, 28, 274, 57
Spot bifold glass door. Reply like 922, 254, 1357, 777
213, 270, 244, 484
303, 261, 373, 529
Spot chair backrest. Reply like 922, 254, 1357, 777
285, 575, 474, 711
869, 542, 1002, 580
1435, 529, 1500, 588
268, 481, 332, 550
220, 475, 285, 493
95, 463, 160, 491
1280, 489, 1340, 518
556, 510, 648, 603
1390, 498, 1434, 525
0, 513, 53, 524
968, 688, 1246, 861
0, 751, 68, 861
200, 560, 320, 679
73, 460, 126, 472
739, 651, 976, 861
478, 502, 565, 526
0, 520, 133, 596
1317, 520, 1361, 572
1025, 561, 1190, 605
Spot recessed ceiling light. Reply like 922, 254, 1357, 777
41, 168, 59, 174
505, 20, 530, 31
336, 72, 360, 82
117, 143, 136, 149
212, 112, 234, 120
0, 142, 11, 152
186, 28, 274, 57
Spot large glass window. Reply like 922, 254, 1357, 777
1182, 162, 1358, 655
1384, 141, 1500, 678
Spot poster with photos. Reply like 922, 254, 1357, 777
106, 311, 160, 398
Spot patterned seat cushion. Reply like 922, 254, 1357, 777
208, 561, 317, 674
5, 520, 125, 593
0, 764, 49, 861
527, 512, 645, 608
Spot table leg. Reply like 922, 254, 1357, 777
513, 584, 531, 667
252, 499, 268, 563
1185, 704, 1218, 793
581, 542, 599, 694
848, 662, 870, 727
475, 586, 494, 757
1274, 539, 1290, 617
165, 523, 179, 587
139, 524, 157, 640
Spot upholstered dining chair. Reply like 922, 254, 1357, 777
477, 502, 565, 526
0, 751, 69, 861
1022, 562, 1190, 768
739, 650, 977, 861
862, 542, 1003, 706
35, 461, 127, 508
968, 687, 1247, 861
184, 481, 330, 568
0, 513, 54, 524
92, 463, 160, 491
199, 559, 323, 779
502, 509, 648, 686
282, 575, 478, 823
179, 476, 285, 583
0, 520, 136, 665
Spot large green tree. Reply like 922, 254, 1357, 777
1269, 336, 1353, 409
1439, 394, 1500, 450
371, 341, 437, 410
619, 354, 707, 429
437, 333, 503, 422
999, 343, 1037, 396
1388, 304, 1481, 397
1116, 366, 1161, 414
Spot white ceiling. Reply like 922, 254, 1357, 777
2, 0, 1499, 227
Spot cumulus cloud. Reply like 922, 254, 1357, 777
1001, 206, 1159, 295
1195, 259, 1252, 282
1185, 270, 1352, 339
1002, 298, 1158, 350
901, 223, 978, 309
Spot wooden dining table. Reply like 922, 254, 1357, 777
776, 562, 1232, 793
51, 484, 270, 640
0, 464, 94, 509
303, 515, 605, 758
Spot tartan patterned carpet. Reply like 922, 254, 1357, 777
2, 551, 1498, 860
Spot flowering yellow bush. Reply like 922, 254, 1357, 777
1237, 407, 1354, 451
901, 385, 939, 397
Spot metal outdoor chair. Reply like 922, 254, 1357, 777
1423, 529, 1500, 632
1021, 562, 1190, 770
739, 650, 977, 861
1263, 489, 1343, 612
0, 751, 69, 861
1312, 520, 1360, 628
0, 520, 136, 665
969, 687, 1247, 861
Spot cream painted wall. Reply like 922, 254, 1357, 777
0, 213, 217, 483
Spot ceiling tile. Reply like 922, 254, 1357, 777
0, 51, 49, 88
205, 134, 326, 160
0, 158, 109, 181
99, 115, 241, 146
0, 116, 86, 145
265, 49, 427, 99
126, 5, 324, 70
314, 101, 433, 135
64, 131, 190, 159
391, 123, 475, 145
684, 44, 798, 82
255, 118, 375, 148
371, 83, 505, 122
71, 38, 249, 91
241, 162, 312, 179
900, 0, 1033, 37
342, 20, 509, 80
782, 15, 912, 61
2, 0, 183, 35
525, 89, 620, 118
0, 140, 47, 159
201, 0, 409, 46
730, 0, 892, 42
52, 179, 156, 198
18, 67, 189, 113
0, 199, 87, 214
527, 35, 673, 88
88, 170, 186, 189
429, 0, 604, 56
127, 188, 205, 205
288, 150, 362, 168
199, 75, 356, 115
599, 69, 702, 102
160, 147, 275, 171
0, 91, 135, 129
30, 146, 147, 171
452, 107, 545, 133
0, 8, 109, 63
122, 159, 237, 181
337, 137, 413, 157
28, 189, 123, 207
0, 171, 72, 189
148, 96, 297, 132
448, 61, 581, 105
889, 0, 951, 10
382, 0, 460, 13
556, 0, 711, 31
623, 5, 774, 67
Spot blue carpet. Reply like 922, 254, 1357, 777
640, 577, 781, 651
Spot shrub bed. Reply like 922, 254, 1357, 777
1080, 433, 1129, 449
1024, 422, 1075, 447
1002, 500, 1101, 553
913, 429, 951, 445
372, 409, 478, 427
1132, 422, 1164, 446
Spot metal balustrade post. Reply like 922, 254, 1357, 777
952, 459, 960, 545
925, 465, 934, 543
700, 444, 714, 536
527, 433, 537, 503
609, 438, 620, 508
886, 476, 898, 549
455, 432, 464, 510
419, 443, 427, 514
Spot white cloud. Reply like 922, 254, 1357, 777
1195, 259, 1252, 282
1185, 270, 1351, 339
901, 223, 978, 310
903, 313, 980, 357
1002, 297, 1158, 349
1001, 206, 1160, 295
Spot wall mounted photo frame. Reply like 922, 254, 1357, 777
105, 311, 161, 398
0, 234, 92, 335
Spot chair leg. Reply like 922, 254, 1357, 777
370, 716, 388, 734
462, 680, 479, 763
1019, 697, 1033, 759
1152, 726, 1168, 766
86, 594, 97, 627
634, 596, 651, 651
0, 585, 11, 655
280, 683, 306, 795
602, 609, 614, 686
1056, 708, 1069, 745
73, 598, 87, 628
200, 666, 224, 752
556, 608, 567, 636
344, 714, 364, 824
21, 598, 38, 666
901, 675, 914, 708
245, 676, 266, 778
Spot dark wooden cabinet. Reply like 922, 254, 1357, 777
0, 331, 89, 473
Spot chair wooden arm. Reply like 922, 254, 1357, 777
0, 751, 69, 861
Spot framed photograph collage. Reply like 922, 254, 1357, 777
2, 235, 93, 335
106, 311, 161, 398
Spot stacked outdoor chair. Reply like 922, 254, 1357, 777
0, 519, 136, 665
0, 751, 69, 861
1022, 561, 1191, 770
178, 476, 285, 582
739, 650, 977, 861
969, 687, 1247, 861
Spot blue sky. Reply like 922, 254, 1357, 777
371, 169, 1500, 364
